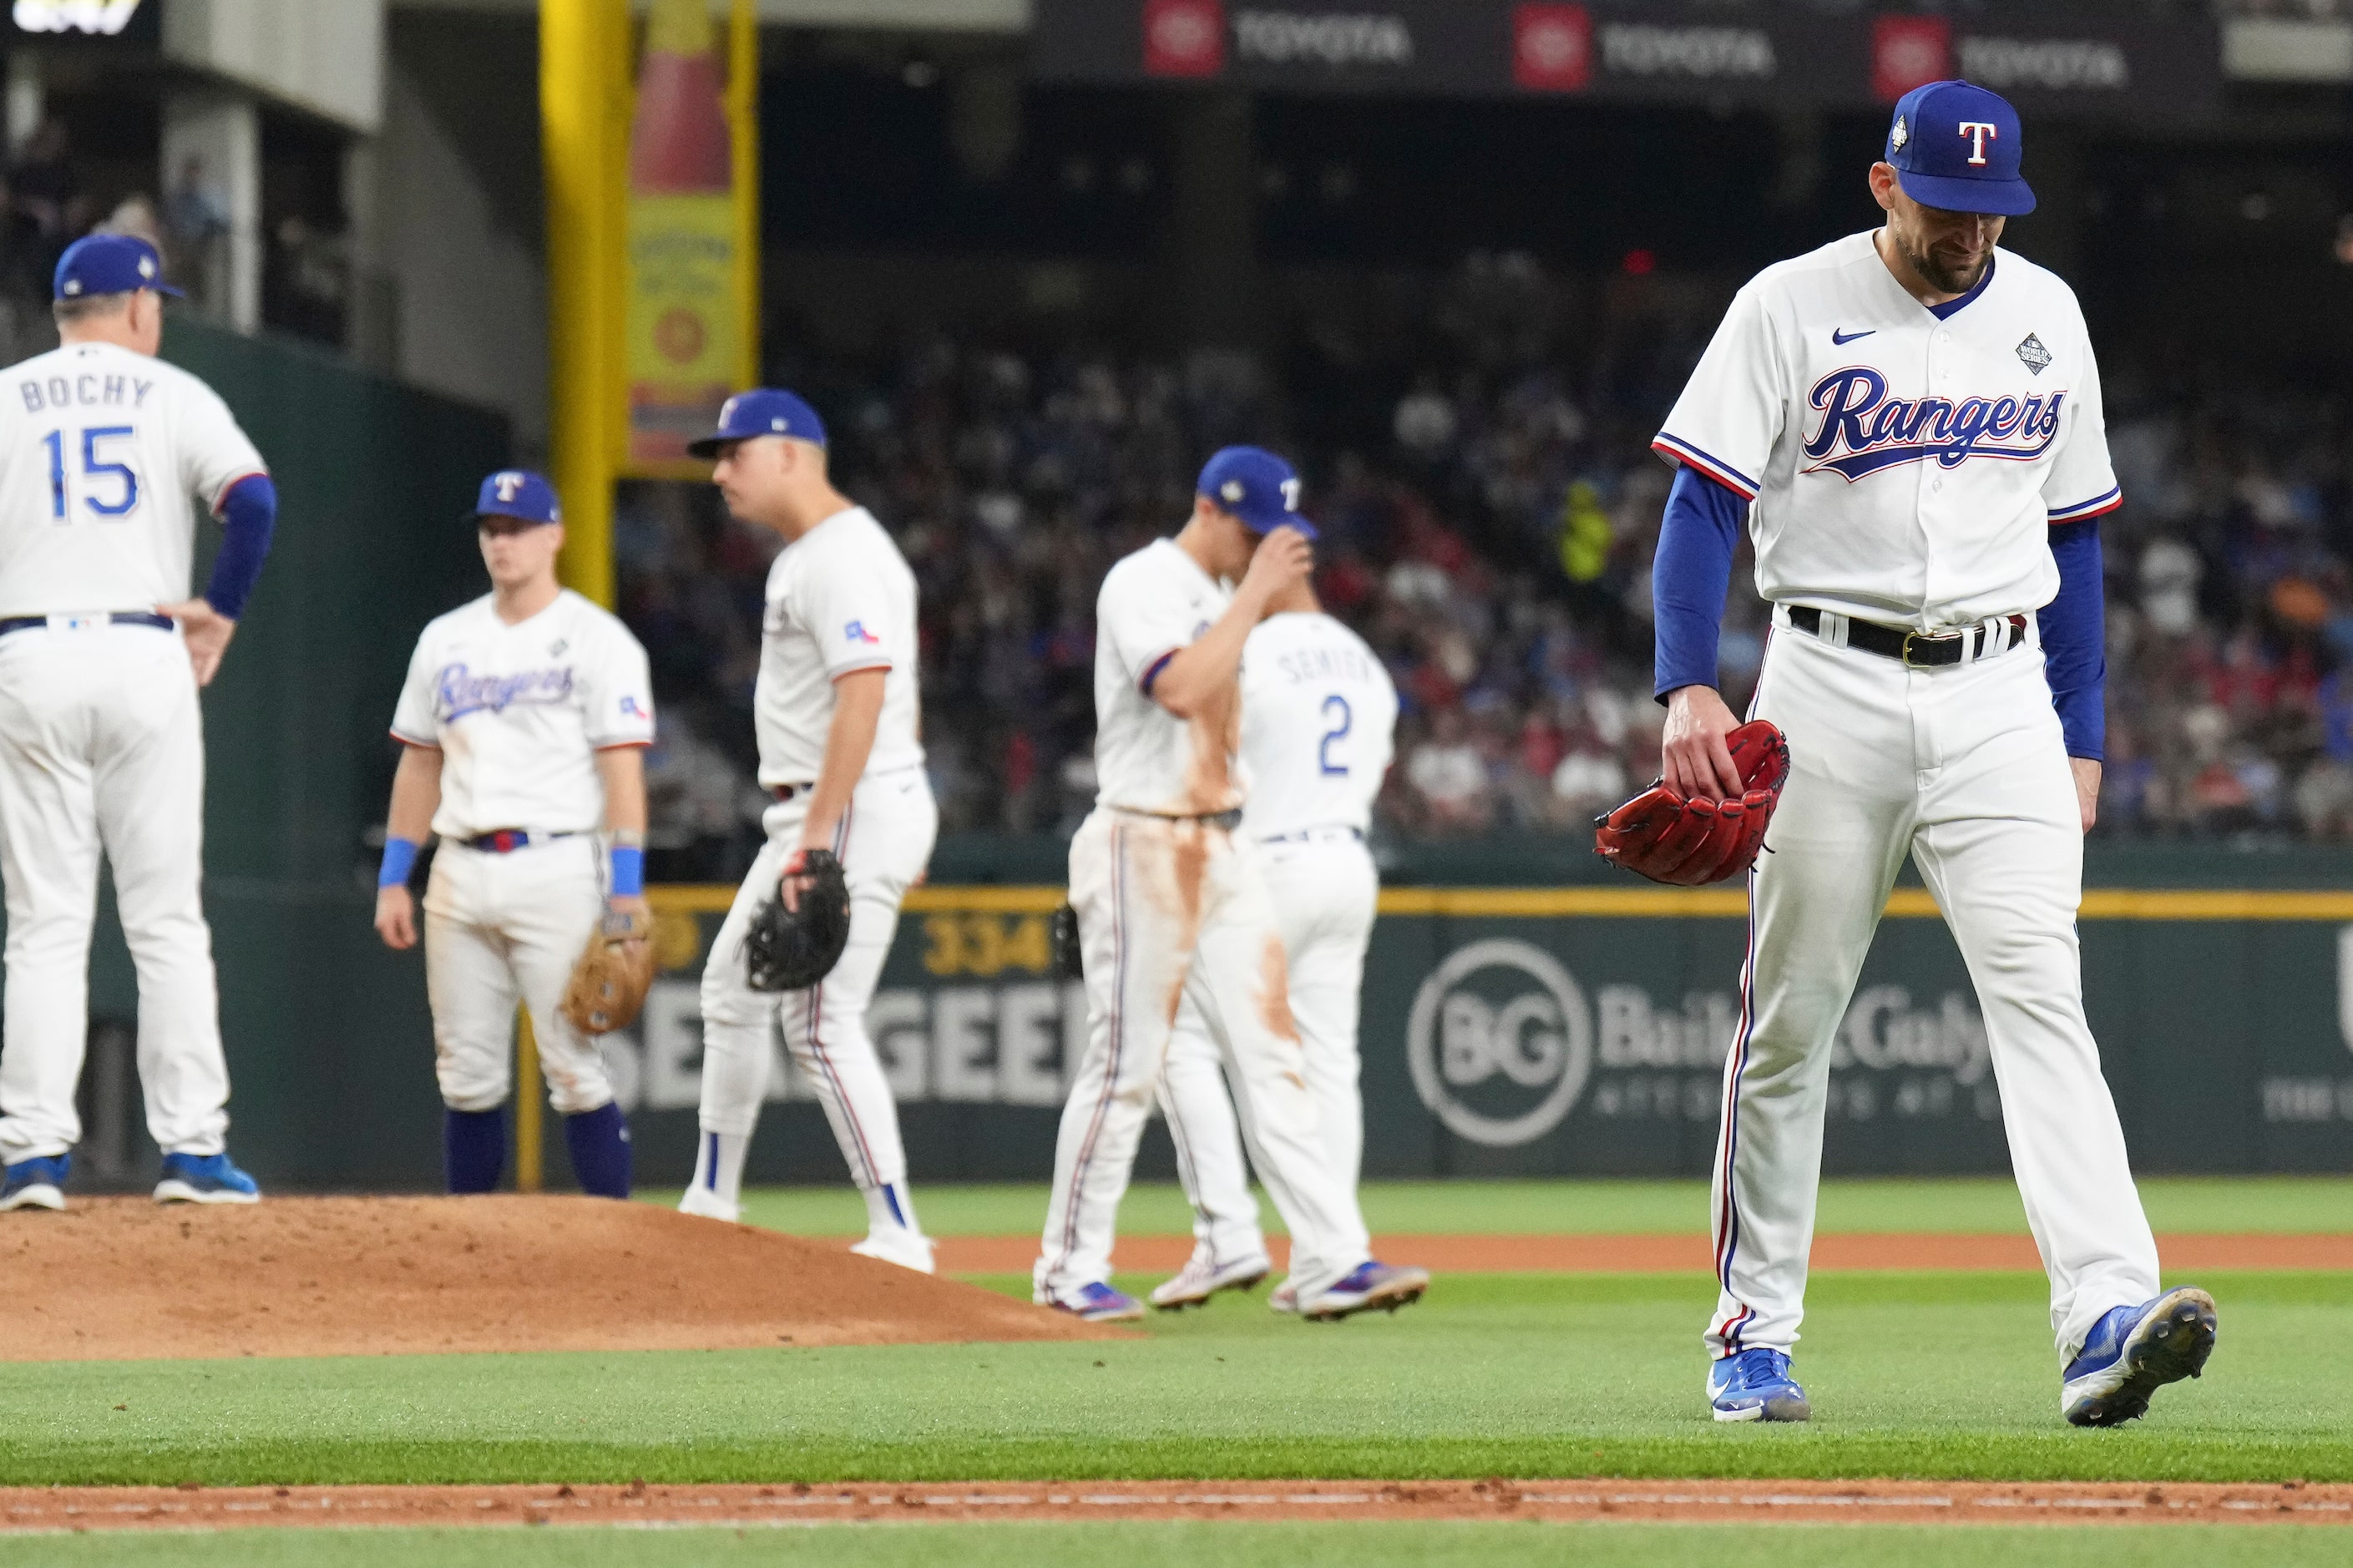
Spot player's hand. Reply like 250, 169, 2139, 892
1238, 524, 1313, 609
608, 893, 651, 925
159, 598, 237, 687
1661, 685, 1744, 802
779, 847, 815, 914
374, 884, 417, 950
2071, 757, 2100, 835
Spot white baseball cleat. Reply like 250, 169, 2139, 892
677, 1186, 741, 1223
849, 1225, 937, 1275
1149, 1250, 1272, 1309
1268, 1277, 1298, 1314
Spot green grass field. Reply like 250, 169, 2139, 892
7, 1523, 2350, 1568
728, 1175, 2353, 1237
3, 1180, 2345, 1564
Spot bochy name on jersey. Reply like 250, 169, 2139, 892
18, 370, 153, 413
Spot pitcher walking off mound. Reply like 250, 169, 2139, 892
1150, 577, 1399, 1313
0, 235, 278, 1211
373, 470, 650, 1198
1651, 81, 2214, 1427
679, 390, 939, 1275
1035, 446, 1424, 1323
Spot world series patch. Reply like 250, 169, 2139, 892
2016, 333, 2052, 375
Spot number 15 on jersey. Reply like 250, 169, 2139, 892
43, 425, 141, 520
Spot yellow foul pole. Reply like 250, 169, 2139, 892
542, 0, 629, 610
530, 1, 630, 1192
730, 0, 761, 393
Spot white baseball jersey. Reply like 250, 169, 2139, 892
390, 589, 655, 840
1654, 233, 2119, 632
755, 505, 923, 787
1092, 538, 1241, 817
1237, 611, 1396, 838
0, 341, 265, 617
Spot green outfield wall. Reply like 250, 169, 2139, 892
579, 876, 2353, 1193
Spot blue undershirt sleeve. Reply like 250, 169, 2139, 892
204, 473, 277, 620
1652, 463, 1746, 701
2042, 519, 2107, 761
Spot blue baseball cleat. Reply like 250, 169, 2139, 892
1043, 1282, 1146, 1323
153, 1152, 261, 1206
1708, 1347, 1811, 1423
2061, 1286, 2216, 1428
0, 1154, 69, 1212
1299, 1261, 1430, 1321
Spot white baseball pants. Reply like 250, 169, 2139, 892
1036, 809, 1371, 1304
1158, 832, 1378, 1267
696, 766, 936, 1190
423, 833, 615, 1115
0, 620, 229, 1162
1708, 614, 2159, 1367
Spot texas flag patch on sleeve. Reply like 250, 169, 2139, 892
843, 620, 882, 645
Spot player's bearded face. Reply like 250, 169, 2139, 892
1891, 197, 2002, 296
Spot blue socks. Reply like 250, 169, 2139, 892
444, 1108, 505, 1193
564, 1102, 632, 1199
445, 1103, 631, 1197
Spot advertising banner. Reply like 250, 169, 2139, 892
1031, 1, 2221, 118
605, 885, 2353, 1189
624, 0, 759, 476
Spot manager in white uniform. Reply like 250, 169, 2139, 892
0, 235, 277, 1211
678, 390, 939, 1276
1151, 577, 1399, 1313
1035, 446, 1424, 1323
374, 470, 653, 1197
1652, 80, 2213, 1427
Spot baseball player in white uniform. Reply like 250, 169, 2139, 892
676, 390, 939, 1276
1151, 578, 1398, 1313
1035, 446, 1424, 1323
373, 470, 650, 1197
1653, 81, 2214, 1427
0, 235, 277, 1211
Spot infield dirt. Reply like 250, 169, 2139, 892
0, 1195, 1113, 1360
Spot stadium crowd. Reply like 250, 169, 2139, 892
611, 253, 2353, 866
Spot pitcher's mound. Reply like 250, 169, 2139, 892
0, 1196, 1114, 1361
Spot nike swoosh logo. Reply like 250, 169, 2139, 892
1831, 328, 1876, 345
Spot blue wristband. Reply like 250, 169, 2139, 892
610, 844, 645, 898
379, 837, 420, 889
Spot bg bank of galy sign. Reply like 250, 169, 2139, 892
602, 883, 2353, 1184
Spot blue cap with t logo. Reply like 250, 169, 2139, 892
1196, 446, 1318, 540
1885, 79, 2035, 216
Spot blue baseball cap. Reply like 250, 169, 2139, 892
1885, 79, 2034, 217
1197, 446, 1317, 540
473, 469, 561, 526
53, 233, 184, 301
686, 388, 827, 458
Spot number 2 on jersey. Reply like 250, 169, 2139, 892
44, 425, 140, 520
1318, 694, 1351, 776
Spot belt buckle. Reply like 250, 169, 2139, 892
1899, 630, 1953, 668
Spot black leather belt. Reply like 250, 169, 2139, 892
1260, 826, 1364, 844
0, 610, 174, 637
462, 829, 579, 853
1788, 606, 2027, 668
772, 783, 812, 802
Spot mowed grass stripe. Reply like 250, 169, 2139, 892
726, 1176, 2353, 1239
0, 1272, 2342, 1488
16, 1522, 2353, 1568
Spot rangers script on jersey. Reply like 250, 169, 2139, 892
1654, 234, 2120, 631
755, 505, 923, 786
1092, 538, 1241, 817
0, 341, 266, 617
390, 589, 655, 839
1237, 611, 1397, 839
